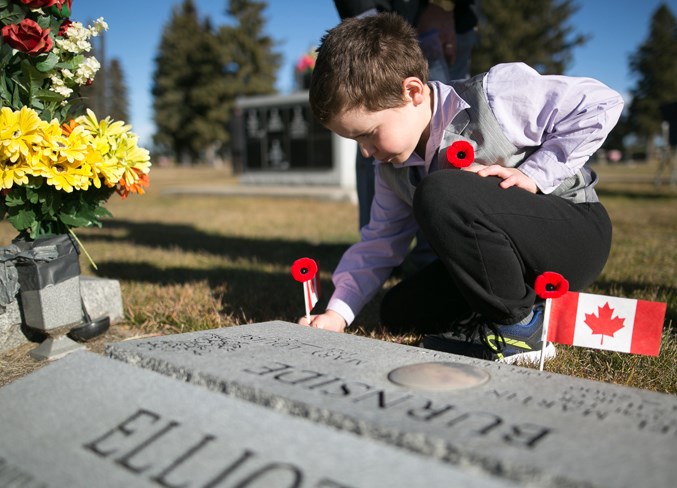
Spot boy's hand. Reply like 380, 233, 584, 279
462, 164, 538, 194
298, 310, 347, 333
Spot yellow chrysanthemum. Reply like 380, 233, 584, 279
0, 107, 45, 163
75, 109, 149, 188
76, 109, 129, 140
112, 133, 151, 187
36, 118, 66, 164
80, 145, 123, 189
32, 155, 92, 193
58, 123, 90, 164
0, 157, 30, 190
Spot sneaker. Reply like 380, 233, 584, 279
421, 305, 556, 365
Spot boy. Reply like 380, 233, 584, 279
301, 13, 624, 363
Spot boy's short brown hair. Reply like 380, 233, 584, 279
309, 12, 429, 125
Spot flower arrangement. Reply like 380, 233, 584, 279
295, 47, 316, 90
295, 52, 316, 74
0, 0, 150, 242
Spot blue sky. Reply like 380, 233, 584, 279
71, 0, 677, 147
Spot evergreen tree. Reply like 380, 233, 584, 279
628, 4, 677, 153
184, 16, 233, 164
152, 0, 204, 163
152, 0, 279, 163
78, 30, 129, 124
221, 0, 280, 97
107, 59, 130, 123
471, 0, 588, 75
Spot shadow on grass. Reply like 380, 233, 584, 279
95, 260, 337, 325
82, 219, 356, 324
85, 219, 351, 269
88, 220, 675, 332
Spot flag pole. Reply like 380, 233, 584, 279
539, 298, 552, 371
303, 282, 311, 324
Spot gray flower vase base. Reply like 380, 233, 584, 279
29, 330, 85, 361
13, 235, 87, 361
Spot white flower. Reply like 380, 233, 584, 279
49, 75, 73, 98
56, 21, 93, 54
74, 57, 101, 85
90, 18, 109, 36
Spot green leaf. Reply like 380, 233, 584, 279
57, 54, 84, 71
25, 187, 41, 205
0, 3, 25, 24
36, 14, 51, 30
9, 75, 21, 108
94, 206, 113, 219
59, 212, 95, 228
0, 76, 11, 105
34, 88, 64, 104
35, 52, 59, 73
3, 191, 26, 208
7, 208, 36, 231
0, 44, 16, 66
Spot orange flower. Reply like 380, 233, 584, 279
61, 119, 79, 136
116, 169, 150, 200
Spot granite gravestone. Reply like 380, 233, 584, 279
0, 276, 123, 355
0, 351, 515, 488
107, 321, 677, 488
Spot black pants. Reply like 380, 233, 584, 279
380, 170, 612, 335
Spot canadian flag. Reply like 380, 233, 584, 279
545, 292, 666, 356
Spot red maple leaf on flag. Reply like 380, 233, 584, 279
584, 302, 626, 345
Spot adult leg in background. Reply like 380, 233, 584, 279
355, 150, 376, 230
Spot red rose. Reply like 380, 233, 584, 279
19, 0, 58, 8
291, 258, 318, 283
534, 271, 569, 299
51, 0, 72, 18
1, 19, 53, 56
58, 19, 72, 36
446, 140, 475, 168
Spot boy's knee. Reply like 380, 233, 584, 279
413, 171, 466, 224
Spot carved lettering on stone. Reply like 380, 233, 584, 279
84, 408, 355, 488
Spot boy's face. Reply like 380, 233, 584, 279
326, 100, 427, 165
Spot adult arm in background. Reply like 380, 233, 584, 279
333, 0, 420, 24
418, 0, 478, 77
333, 1, 478, 79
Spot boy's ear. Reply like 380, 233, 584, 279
402, 77, 426, 106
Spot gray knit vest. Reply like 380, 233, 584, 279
379, 73, 599, 205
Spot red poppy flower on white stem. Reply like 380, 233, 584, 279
534, 271, 569, 299
291, 257, 318, 282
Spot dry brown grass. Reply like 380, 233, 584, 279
1, 161, 675, 393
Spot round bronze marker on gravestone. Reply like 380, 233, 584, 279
388, 362, 490, 392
